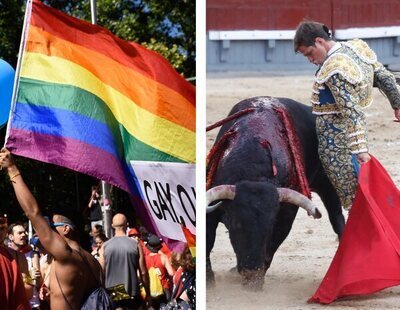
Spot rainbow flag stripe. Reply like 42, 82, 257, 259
6, 0, 195, 194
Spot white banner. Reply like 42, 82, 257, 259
130, 161, 196, 242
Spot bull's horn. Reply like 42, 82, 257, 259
206, 185, 236, 213
277, 188, 322, 219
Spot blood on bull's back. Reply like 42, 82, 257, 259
212, 97, 299, 189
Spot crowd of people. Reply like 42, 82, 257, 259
0, 148, 196, 310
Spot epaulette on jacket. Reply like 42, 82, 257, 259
343, 39, 377, 64
316, 53, 363, 85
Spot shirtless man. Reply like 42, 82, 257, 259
0, 148, 103, 309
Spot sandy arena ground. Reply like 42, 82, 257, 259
206, 71, 400, 309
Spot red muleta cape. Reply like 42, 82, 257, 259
309, 156, 400, 304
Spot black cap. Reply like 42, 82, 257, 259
146, 235, 162, 253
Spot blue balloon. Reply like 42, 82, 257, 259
0, 59, 15, 127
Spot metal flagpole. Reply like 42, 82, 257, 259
4, 0, 33, 145
101, 182, 112, 238
90, 0, 97, 25
28, 220, 33, 243
89, 0, 112, 238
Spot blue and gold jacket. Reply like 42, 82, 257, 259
311, 39, 400, 154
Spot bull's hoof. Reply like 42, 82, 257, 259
240, 269, 265, 291
229, 266, 238, 274
242, 277, 264, 291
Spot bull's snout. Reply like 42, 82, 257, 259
239, 267, 267, 291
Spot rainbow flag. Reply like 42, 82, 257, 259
6, 0, 195, 198
181, 224, 196, 258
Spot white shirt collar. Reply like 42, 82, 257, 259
327, 42, 342, 56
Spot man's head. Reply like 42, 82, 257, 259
146, 234, 163, 253
94, 234, 108, 249
128, 227, 140, 240
91, 224, 104, 237
8, 222, 27, 249
51, 214, 76, 239
294, 21, 334, 65
112, 213, 128, 233
91, 186, 100, 199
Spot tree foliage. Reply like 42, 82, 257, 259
1, 0, 195, 78
0, 0, 194, 230
0, 0, 25, 67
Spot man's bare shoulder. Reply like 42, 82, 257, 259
55, 246, 100, 271
75, 248, 102, 278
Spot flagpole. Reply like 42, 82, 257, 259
90, 0, 97, 25
4, 0, 33, 145
89, 0, 112, 238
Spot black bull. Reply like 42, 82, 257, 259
206, 96, 345, 289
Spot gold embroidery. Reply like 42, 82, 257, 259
316, 53, 363, 84
344, 39, 377, 64
316, 115, 358, 210
312, 104, 339, 114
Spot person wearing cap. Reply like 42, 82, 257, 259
144, 234, 175, 308
128, 227, 147, 253
294, 20, 400, 210
128, 227, 140, 240
144, 233, 172, 259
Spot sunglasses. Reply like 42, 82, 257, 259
50, 222, 74, 229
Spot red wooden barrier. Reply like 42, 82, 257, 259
207, 0, 400, 31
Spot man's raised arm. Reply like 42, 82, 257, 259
0, 148, 71, 260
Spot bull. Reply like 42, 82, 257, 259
206, 96, 345, 290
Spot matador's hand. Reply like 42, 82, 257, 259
357, 152, 371, 164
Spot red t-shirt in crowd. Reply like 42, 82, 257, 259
0, 246, 30, 310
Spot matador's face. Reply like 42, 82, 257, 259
298, 38, 329, 66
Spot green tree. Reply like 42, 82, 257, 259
0, 0, 25, 67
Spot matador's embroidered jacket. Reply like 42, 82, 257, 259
310, 39, 400, 209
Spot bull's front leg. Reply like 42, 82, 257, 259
206, 210, 222, 285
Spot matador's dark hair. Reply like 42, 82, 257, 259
294, 20, 333, 52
